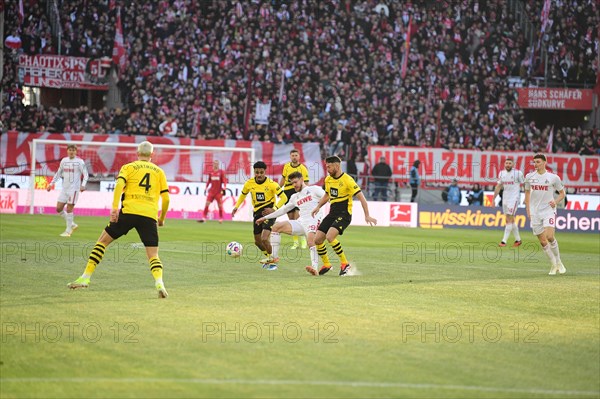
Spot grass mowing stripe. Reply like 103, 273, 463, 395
0, 378, 598, 396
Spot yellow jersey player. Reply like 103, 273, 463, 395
311, 156, 377, 276
279, 149, 310, 249
232, 161, 287, 270
67, 141, 171, 298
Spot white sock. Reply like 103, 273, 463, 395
542, 244, 557, 265
502, 224, 512, 243
270, 232, 281, 258
65, 212, 74, 231
512, 223, 521, 241
58, 210, 66, 219
549, 240, 562, 264
309, 246, 319, 269
155, 278, 164, 286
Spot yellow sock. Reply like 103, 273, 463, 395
83, 242, 106, 277
293, 235, 299, 244
317, 243, 331, 267
149, 257, 163, 282
330, 239, 348, 264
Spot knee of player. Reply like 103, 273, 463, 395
313, 235, 324, 245
326, 234, 338, 243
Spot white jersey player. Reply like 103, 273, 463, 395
493, 158, 525, 247
47, 144, 89, 237
524, 153, 566, 276
256, 171, 326, 275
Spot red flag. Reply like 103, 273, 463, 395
112, 7, 126, 76
18, 0, 25, 26
546, 125, 554, 153
401, 16, 412, 79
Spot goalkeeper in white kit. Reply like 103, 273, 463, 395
47, 144, 89, 237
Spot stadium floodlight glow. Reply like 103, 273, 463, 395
29, 139, 255, 214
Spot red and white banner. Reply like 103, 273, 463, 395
516, 88, 593, 110
369, 146, 600, 190
18, 55, 111, 90
0, 133, 326, 184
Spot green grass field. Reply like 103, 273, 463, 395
1, 214, 598, 398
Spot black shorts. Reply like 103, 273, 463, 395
318, 213, 352, 236
283, 188, 299, 212
105, 212, 159, 247
253, 209, 275, 235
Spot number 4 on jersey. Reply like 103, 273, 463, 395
139, 173, 151, 192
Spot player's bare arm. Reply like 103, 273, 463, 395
110, 208, 119, 223
158, 191, 170, 226
550, 189, 566, 209
262, 207, 275, 216
493, 183, 503, 203
356, 191, 377, 226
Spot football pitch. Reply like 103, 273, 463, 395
1, 214, 598, 398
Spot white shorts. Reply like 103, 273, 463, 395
57, 190, 79, 205
288, 219, 319, 236
530, 211, 556, 236
502, 197, 519, 216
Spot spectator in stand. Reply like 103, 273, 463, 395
1, 0, 598, 159
158, 115, 178, 137
329, 123, 348, 157
371, 156, 393, 202
111, 108, 127, 135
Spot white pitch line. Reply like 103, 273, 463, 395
0, 378, 598, 396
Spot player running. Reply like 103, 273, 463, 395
256, 171, 328, 275
311, 156, 377, 276
67, 141, 171, 298
231, 161, 287, 270
279, 149, 310, 249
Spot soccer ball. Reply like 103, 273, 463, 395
226, 241, 243, 258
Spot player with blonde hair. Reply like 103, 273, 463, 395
67, 141, 171, 298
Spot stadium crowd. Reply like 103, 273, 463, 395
2, 0, 599, 158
